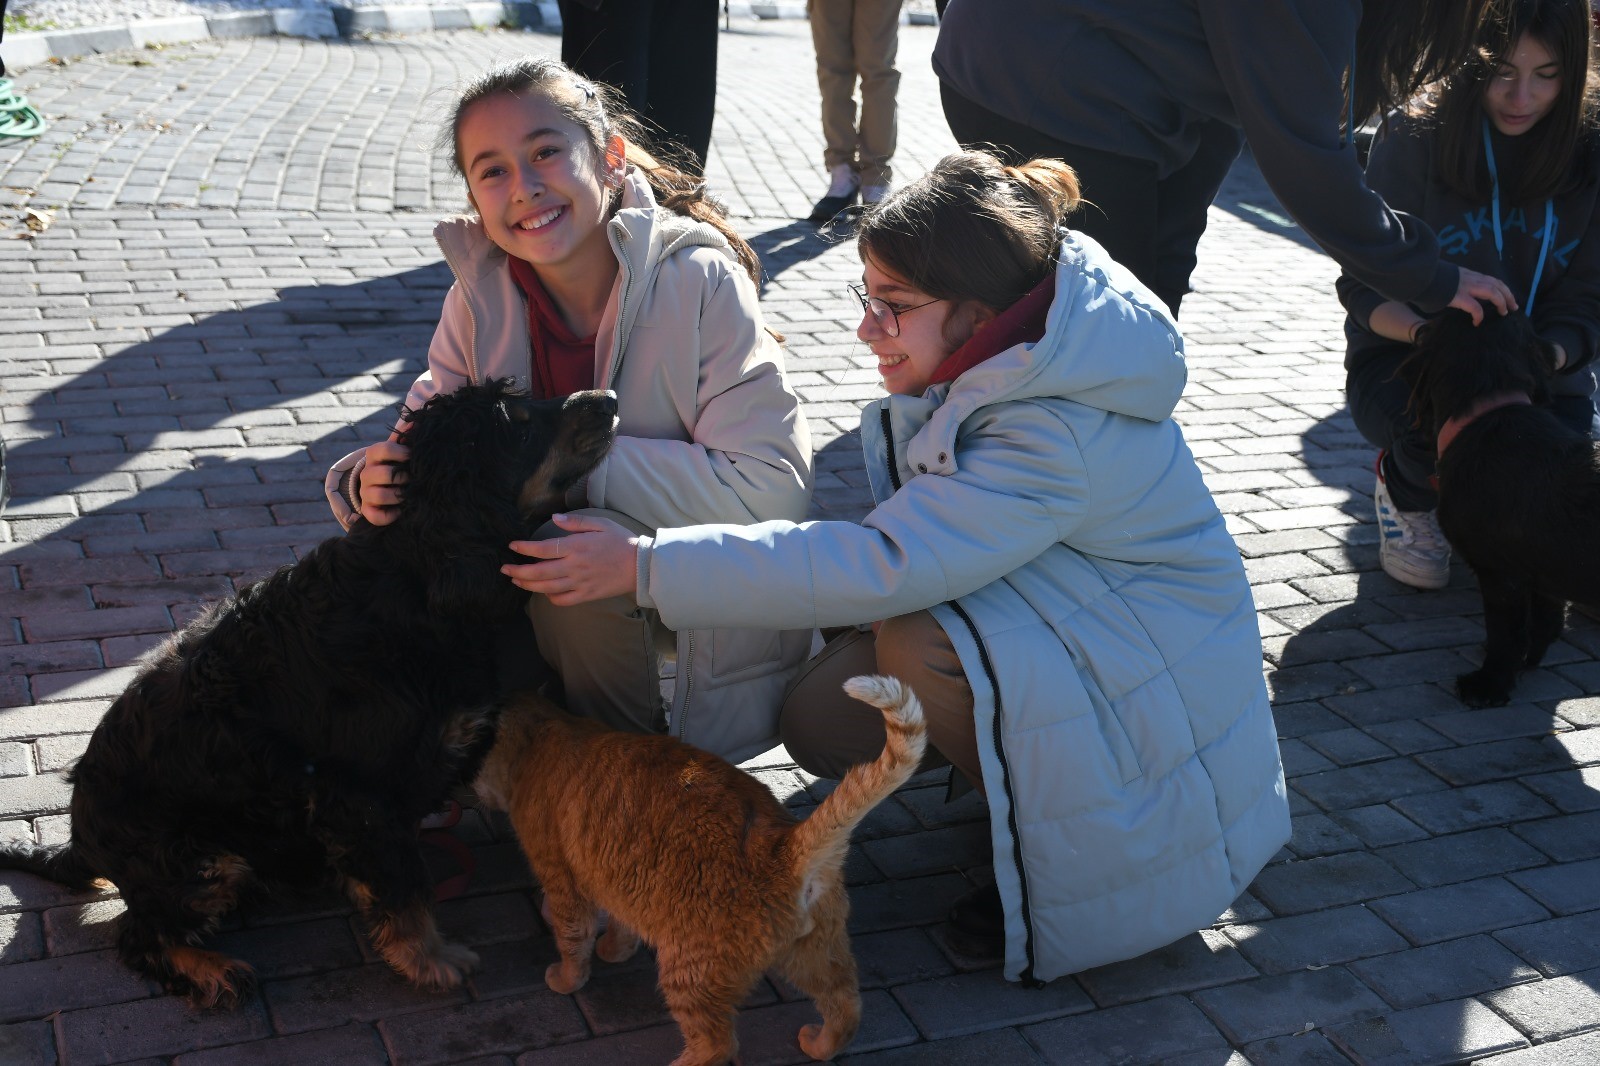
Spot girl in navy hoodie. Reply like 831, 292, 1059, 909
1340, 0, 1600, 590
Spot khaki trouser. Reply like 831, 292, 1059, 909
808, 0, 902, 186
779, 611, 983, 797
526, 508, 670, 735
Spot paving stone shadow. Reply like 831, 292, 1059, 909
3, 261, 452, 700
750, 216, 848, 294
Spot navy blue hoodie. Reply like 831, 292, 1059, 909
933, 0, 1459, 310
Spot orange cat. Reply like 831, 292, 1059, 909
474, 675, 927, 1065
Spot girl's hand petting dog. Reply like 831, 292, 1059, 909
1451, 267, 1518, 325
359, 439, 410, 526
504, 514, 642, 605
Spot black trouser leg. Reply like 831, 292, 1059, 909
1346, 352, 1437, 512
939, 82, 1233, 315
557, 0, 716, 173
645, 0, 718, 172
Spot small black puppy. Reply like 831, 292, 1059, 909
1404, 309, 1600, 707
0, 380, 617, 1006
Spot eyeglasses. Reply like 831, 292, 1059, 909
849, 284, 942, 338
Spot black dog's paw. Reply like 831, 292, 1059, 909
1456, 669, 1513, 708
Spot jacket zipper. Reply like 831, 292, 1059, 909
604, 219, 636, 388
436, 238, 482, 385
878, 404, 1040, 985
674, 631, 695, 740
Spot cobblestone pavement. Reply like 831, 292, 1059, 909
2, 19, 1599, 1066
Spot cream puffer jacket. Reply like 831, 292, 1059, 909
325, 170, 815, 760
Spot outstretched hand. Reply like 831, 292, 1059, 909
1450, 267, 1517, 324
504, 513, 643, 606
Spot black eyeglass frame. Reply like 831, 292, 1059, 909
849, 284, 943, 338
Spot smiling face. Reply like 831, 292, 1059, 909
1483, 32, 1562, 136
457, 90, 623, 283
859, 255, 996, 396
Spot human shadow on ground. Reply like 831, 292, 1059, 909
748, 216, 850, 294
0, 260, 453, 702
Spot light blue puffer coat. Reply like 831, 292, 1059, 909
635, 232, 1289, 982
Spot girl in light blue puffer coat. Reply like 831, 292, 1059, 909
504, 151, 1289, 985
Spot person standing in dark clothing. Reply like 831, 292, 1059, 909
933, 0, 1514, 317
557, 0, 720, 174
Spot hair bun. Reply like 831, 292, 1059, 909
1005, 159, 1082, 214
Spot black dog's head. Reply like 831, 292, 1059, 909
1402, 308, 1555, 435
389, 380, 618, 616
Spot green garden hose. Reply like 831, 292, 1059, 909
0, 78, 46, 139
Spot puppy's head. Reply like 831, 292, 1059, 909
1402, 307, 1552, 434
393, 380, 617, 617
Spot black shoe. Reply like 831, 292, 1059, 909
806, 191, 858, 225
943, 882, 1004, 958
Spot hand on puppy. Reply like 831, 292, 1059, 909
1450, 267, 1517, 324
359, 438, 410, 526
504, 513, 642, 606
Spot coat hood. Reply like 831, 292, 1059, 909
896, 230, 1187, 478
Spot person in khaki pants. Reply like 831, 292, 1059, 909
806, 0, 903, 222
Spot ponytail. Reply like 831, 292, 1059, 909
857, 150, 1081, 312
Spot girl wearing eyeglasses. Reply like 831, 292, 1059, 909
505, 150, 1287, 985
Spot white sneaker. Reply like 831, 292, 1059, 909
1374, 470, 1450, 589
825, 164, 860, 199
861, 183, 890, 205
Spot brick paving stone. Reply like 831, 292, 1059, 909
1073, 929, 1257, 1008
1506, 859, 1600, 916
1326, 805, 1431, 849
1423, 706, 1569, 746
1240, 1030, 1354, 1065
1414, 739, 1576, 786
847, 874, 973, 935
838, 1026, 1042, 1065
0, 947, 151, 1024
1364, 719, 1455, 756
1368, 878, 1551, 947
1378, 829, 1550, 888
1286, 812, 1364, 858
851, 928, 958, 989
1481, 966, 1600, 1043
43, 898, 126, 956
1473, 1029, 1600, 1065
0, 910, 45, 964
1292, 758, 1449, 812
0, 1020, 57, 1065
1323, 998, 1528, 1065
56, 994, 272, 1064
375, 989, 588, 1065
174, 1022, 390, 1065
1520, 767, 1600, 813
1323, 683, 1467, 727
1249, 852, 1415, 915
1495, 911, 1600, 977
264, 963, 468, 1035
1226, 904, 1408, 975
1020, 995, 1230, 1064
1301, 727, 1395, 767
1391, 782, 1559, 835
890, 969, 1092, 1040
1191, 966, 1389, 1043
1347, 934, 1541, 1009
1513, 811, 1600, 862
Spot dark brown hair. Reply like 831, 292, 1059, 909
443, 56, 760, 284
1352, 0, 1506, 130
855, 151, 1081, 313
1416, 0, 1598, 204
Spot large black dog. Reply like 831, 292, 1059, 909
1404, 309, 1600, 707
0, 380, 617, 1006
